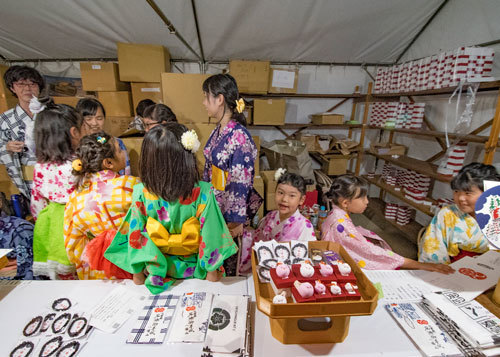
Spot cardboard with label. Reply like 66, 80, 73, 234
253, 99, 286, 125
268, 68, 298, 94
131, 83, 163, 114
80, 62, 130, 91
229, 60, 270, 94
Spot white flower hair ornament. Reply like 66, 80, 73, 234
181, 130, 200, 153
29, 95, 45, 114
275, 168, 287, 181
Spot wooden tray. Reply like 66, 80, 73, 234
252, 241, 378, 318
252, 241, 378, 344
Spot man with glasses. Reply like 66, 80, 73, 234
0, 65, 45, 199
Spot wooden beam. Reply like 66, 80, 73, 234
470, 118, 493, 135
348, 86, 360, 139
484, 89, 500, 163
326, 98, 350, 113
355, 82, 372, 175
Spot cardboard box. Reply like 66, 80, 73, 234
98, 91, 133, 117
161, 73, 210, 124
103, 116, 133, 137
186, 122, 215, 173
0, 165, 34, 197
268, 68, 298, 94
266, 193, 277, 211
253, 99, 286, 125
80, 62, 130, 91
370, 143, 407, 156
120, 137, 144, 176
261, 170, 277, 193
131, 83, 163, 114
117, 42, 171, 82
252, 136, 260, 174
254, 175, 265, 219
229, 60, 270, 94
322, 154, 350, 175
311, 113, 344, 125
52, 96, 81, 107
242, 105, 253, 125
0, 65, 18, 113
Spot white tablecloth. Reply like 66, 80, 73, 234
0, 277, 421, 356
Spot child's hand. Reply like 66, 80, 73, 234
133, 272, 146, 285
206, 270, 223, 282
419, 262, 455, 274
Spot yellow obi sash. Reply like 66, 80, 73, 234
211, 165, 228, 191
147, 216, 200, 255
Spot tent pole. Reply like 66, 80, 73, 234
395, 0, 450, 64
191, 0, 205, 63
145, 0, 203, 62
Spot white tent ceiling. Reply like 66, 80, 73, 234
0, 0, 470, 65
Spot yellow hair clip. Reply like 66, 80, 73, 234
72, 159, 83, 172
235, 98, 245, 114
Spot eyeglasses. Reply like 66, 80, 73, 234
14, 81, 38, 89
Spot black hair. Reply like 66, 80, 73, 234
76, 97, 106, 118
327, 174, 368, 205
202, 74, 247, 126
4, 65, 45, 97
277, 172, 307, 196
136, 99, 155, 117
451, 162, 500, 192
34, 96, 83, 164
143, 103, 177, 123
140, 123, 199, 202
73, 132, 117, 186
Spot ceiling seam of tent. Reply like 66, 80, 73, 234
145, 0, 203, 62
394, 0, 450, 64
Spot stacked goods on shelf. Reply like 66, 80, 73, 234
396, 205, 414, 226
437, 142, 468, 176
374, 46, 495, 93
381, 163, 433, 206
384, 203, 398, 220
431, 198, 455, 214
369, 102, 425, 129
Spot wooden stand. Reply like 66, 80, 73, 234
269, 315, 350, 344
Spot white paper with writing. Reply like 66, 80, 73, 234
168, 292, 213, 343
89, 286, 144, 333
271, 70, 295, 89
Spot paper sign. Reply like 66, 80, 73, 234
141, 87, 161, 92
271, 70, 295, 89
0, 249, 13, 259
127, 294, 179, 344
89, 286, 144, 333
168, 292, 213, 343
483, 180, 500, 192
91, 64, 101, 70
385, 303, 461, 357
423, 252, 500, 301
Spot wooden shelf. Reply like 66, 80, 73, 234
241, 93, 363, 99
372, 80, 500, 98
367, 125, 489, 144
248, 123, 362, 129
366, 151, 453, 183
363, 175, 435, 216
366, 198, 423, 244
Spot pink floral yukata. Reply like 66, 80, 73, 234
239, 209, 316, 273
321, 204, 405, 269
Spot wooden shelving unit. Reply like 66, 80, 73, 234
371, 80, 500, 98
363, 175, 435, 216
248, 123, 361, 130
366, 151, 453, 183
241, 92, 363, 99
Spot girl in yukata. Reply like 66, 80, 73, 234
239, 170, 316, 274
105, 123, 238, 295
322, 174, 453, 273
64, 131, 138, 280
419, 163, 500, 264
30, 97, 84, 279
201, 74, 261, 276
76, 98, 131, 175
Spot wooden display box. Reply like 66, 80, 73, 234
251, 241, 378, 344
